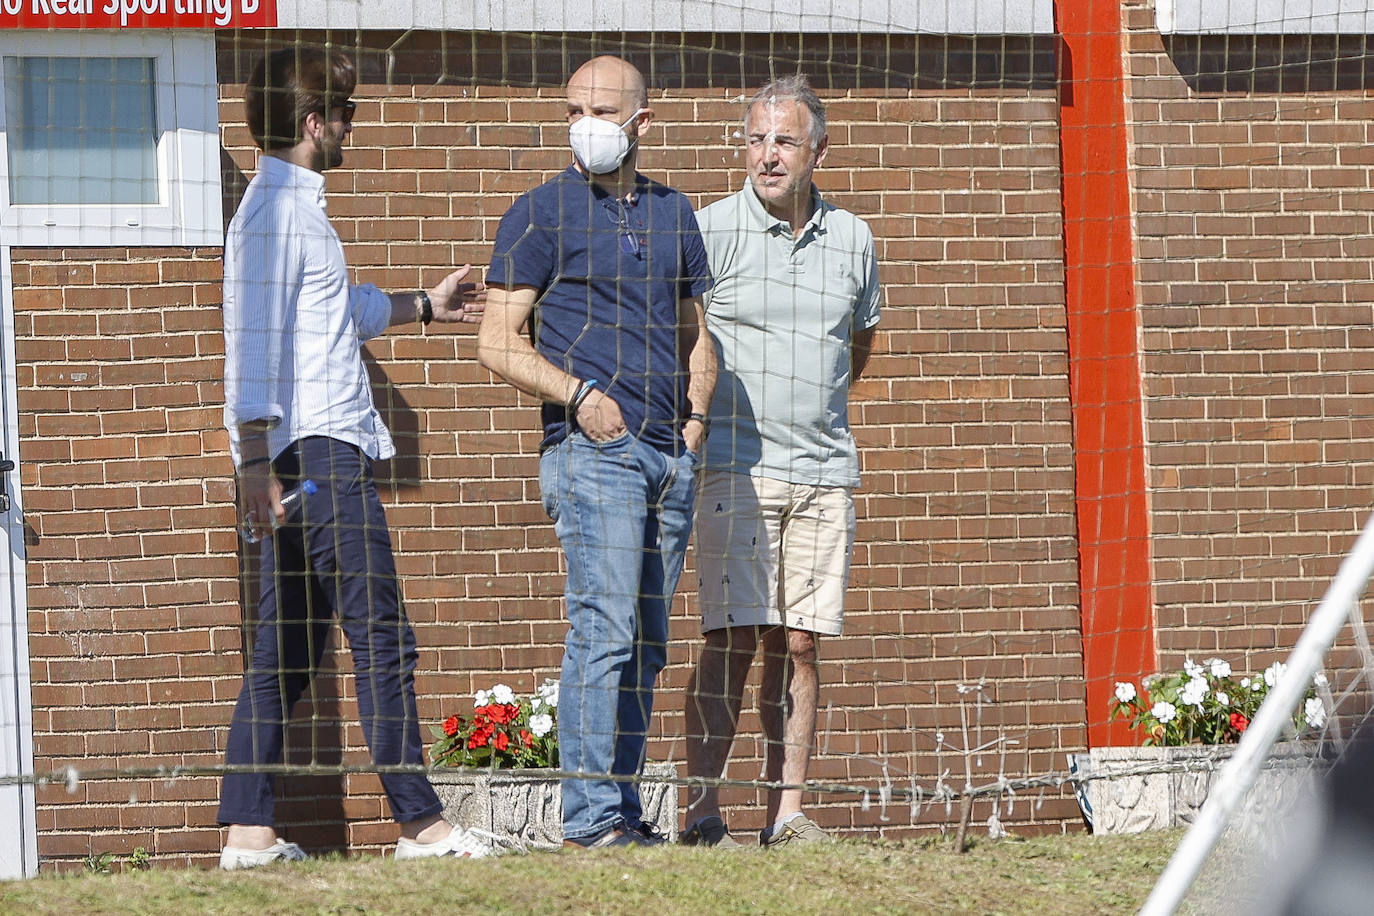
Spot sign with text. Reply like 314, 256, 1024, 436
0, 0, 275, 28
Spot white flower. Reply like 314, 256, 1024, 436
537, 679, 560, 709
529, 713, 554, 737
1314, 673, 1329, 688
1184, 658, 1205, 680
1264, 662, 1287, 689
1240, 677, 1251, 689
1208, 658, 1232, 679
531, 696, 545, 712
491, 683, 516, 705
1216, 692, 1230, 706
1114, 682, 1137, 704
1181, 678, 1208, 708
1152, 701, 1178, 724
473, 689, 491, 707
1304, 697, 1327, 730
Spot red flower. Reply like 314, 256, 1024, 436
468, 723, 494, 749
492, 731, 510, 752
1230, 712, 1250, 733
485, 704, 520, 725
442, 715, 461, 737
520, 729, 534, 747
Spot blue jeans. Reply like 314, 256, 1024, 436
540, 432, 697, 840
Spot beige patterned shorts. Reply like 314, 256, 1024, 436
695, 471, 855, 636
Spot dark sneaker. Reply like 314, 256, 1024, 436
681, 816, 743, 849
628, 821, 670, 846
563, 823, 658, 850
760, 815, 829, 849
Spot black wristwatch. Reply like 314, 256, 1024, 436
417, 290, 433, 325
688, 412, 710, 433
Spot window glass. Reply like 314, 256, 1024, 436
3, 56, 158, 206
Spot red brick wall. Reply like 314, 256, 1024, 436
14, 249, 239, 864
1124, 4, 1374, 684
17, 30, 1079, 867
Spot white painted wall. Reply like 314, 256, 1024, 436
271, 0, 1054, 33
1158, 0, 1374, 33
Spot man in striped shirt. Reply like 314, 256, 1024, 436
217, 46, 486, 868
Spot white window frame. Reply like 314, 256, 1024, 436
0, 30, 221, 247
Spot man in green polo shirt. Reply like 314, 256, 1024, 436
683, 75, 883, 849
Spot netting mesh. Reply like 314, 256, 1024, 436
0, 2, 1373, 886
207, 27, 1076, 850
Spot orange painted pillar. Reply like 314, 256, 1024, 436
1054, 0, 1156, 747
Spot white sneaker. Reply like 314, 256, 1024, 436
219, 838, 308, 870
395, 825, 493, 860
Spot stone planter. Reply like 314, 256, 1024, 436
428, 762, 678, 849
1069, 743, 1321, 835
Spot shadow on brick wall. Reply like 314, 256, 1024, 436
278, 654, 351, 855
220, 146, 250, 234
1164, 34, 1374, 93
365, 352, 421, 488
234, 545, 351, 852
217, 30, 1056, 91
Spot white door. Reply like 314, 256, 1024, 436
0, 245, 36, 879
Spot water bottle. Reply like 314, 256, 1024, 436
241, 479, 319, 543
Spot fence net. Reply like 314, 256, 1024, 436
2, 2, 1374, 877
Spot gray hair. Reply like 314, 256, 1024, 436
744, 74, 826, 149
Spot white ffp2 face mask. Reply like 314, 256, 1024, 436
569, 109, 645, 175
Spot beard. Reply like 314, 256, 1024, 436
316, 124, 346, 171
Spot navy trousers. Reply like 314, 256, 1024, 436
217, 436, 442, 828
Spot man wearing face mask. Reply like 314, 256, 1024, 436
682, 75, 882, 849
478, 55, 716, 849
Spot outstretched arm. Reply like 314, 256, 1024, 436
386, 264, 487, 327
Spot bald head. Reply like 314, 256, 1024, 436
567, 55, 648, 116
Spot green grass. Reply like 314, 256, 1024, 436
0, 830, 1183, 915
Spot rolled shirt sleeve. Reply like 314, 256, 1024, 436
350, 282, 394, 341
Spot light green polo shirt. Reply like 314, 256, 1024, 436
699, 182, 882, 488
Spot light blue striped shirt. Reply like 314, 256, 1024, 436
222, 155, 395, 465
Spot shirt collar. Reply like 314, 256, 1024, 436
564, 165, 648, 205
740, 179, 827, 236
257, 154, 327, 206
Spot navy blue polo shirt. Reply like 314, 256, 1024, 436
488, 167, 713, 453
